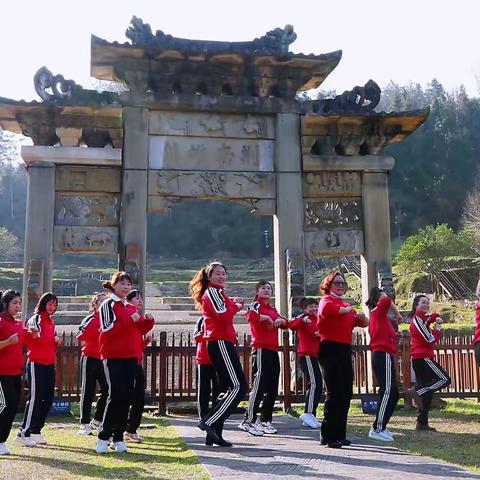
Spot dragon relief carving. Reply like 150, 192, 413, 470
305, 200, 362, 228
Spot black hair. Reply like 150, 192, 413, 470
365, 287, 384, 310
296, 296, 318, 310
407, 294, 428, 320
0, 290, 21, 315
126, 289, 142, 301
34, 292, 58, 314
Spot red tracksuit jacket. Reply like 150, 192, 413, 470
368, 296, 398, 356
77, 312, 101, 359
246, 300, 286, 351
99, 295, 153, 359
473, 304, 480, 345
201, 285, 240, 344
0, 312, 25, 375
289, 312, 320, 357
317, 294, 359, 345
25, 311, 57, 365
193, 316, 212, 365
409, 311, 440, 360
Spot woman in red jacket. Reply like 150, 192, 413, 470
194, 315, 221, 445
365, 287, 403, 442
76, 293, 108, 435
0, 290, 26, 454
96, 272, 151, 454
289, 297, 322, 430
239, 280, 287, 436
317, 272, 368, 448
18, 292, 61, 446
190, 261, 247, 447
124, 289, 155, 443
408, 294, 450, 431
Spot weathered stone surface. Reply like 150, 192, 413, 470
303, 172, 361, 197
303, 154, 395, 172
149, 112, 275, 139
55, 127, 82, 147
23, 146, 122, 167
149, 136, 274, 171
55, 166, 121, 192
304, 199, 362, 230
54, 193, 119, 226
148, 170, 276, 199
304, 229, 364, 257
53, 226, 118, 253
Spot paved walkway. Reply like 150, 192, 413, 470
170, 415, 480, 480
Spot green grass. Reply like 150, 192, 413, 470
292, 398, 480, 472
0, 414, 209, 480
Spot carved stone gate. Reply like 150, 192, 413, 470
0, 18, 428, 318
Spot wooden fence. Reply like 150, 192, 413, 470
49, 329, 480, 414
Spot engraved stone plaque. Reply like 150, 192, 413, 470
55, 193, 119, 226
149, 112, 275, 139
303, 172, 361, 197
304, 199, 362, 231
53, 226, 118, 253
149, 136, 274, 171
55, 167, 121, 192
304, 230, 364, 257
148, 170, 276, 199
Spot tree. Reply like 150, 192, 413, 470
0, 227, 18, 260
394, 224, 476, 275
462, 173, 480, 255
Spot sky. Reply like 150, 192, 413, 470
1, 0, 480, 101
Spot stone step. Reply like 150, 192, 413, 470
58, 296, 91, 304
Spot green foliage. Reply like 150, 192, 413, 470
0, 226, 18, 260
395, 224, 476, 274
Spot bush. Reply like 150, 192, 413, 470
0, 227, 18, 260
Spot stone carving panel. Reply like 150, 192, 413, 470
56, 167, 121, 193
148, 170, 276, 199
55, 194, 119, 226
53, 226, 118, 253
149, 112, 275, 139
304, 199, 362, 230
303, 172, 361, 197
304, 230, 364, 258
149, 136, 274, 171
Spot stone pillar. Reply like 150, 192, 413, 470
120, 107, 149, 294
22, 162, 55, 318
360, 169, 393, 306
273, 114, 305, 318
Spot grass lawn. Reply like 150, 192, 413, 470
0, 414, 209, 480
294, 398, 480, 472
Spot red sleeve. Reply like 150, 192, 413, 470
376, 296, 392, 317
476, 304, 480, 324
202, 289, 240, 321
427, 312, 439, 325
143, 336, 152, 348
288, 316, 304, 331
320, 300, 341, 316
135, 316, 154, 335
245, 310, 260, 323
432, 327, 441, 343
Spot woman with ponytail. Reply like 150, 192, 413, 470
239, 280, 287, 436
76, 293, 108, 435
19, 292, 61, 447
365, 287, 402, 442
95, 272, 151, 454
289, 297, 322, 430
0, 290, 27, 454
408, 294, 450, 431
189, 261, 247, 447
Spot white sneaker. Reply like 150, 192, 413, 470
381, 428, 394, 441
300, 412, 320, 429
238, 420, 264, 436
30, 434, 47, 445
256, 421, 277, 434
124, 432, 143, 443
16, 433, 36, 447
78, 424, 93, 435
368, 427, 394, 442
0, 443, 10, 455
96, 439, 109, 454
90, 419, 102, 431
112, 441, 128, 453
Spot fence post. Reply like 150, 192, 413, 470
399, 330, 413, 407
282, 330, 292, 412
158, 331, 167, 415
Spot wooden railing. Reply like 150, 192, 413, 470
45, 329, 480, 414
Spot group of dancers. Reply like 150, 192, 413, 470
0, 262, 478, 455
